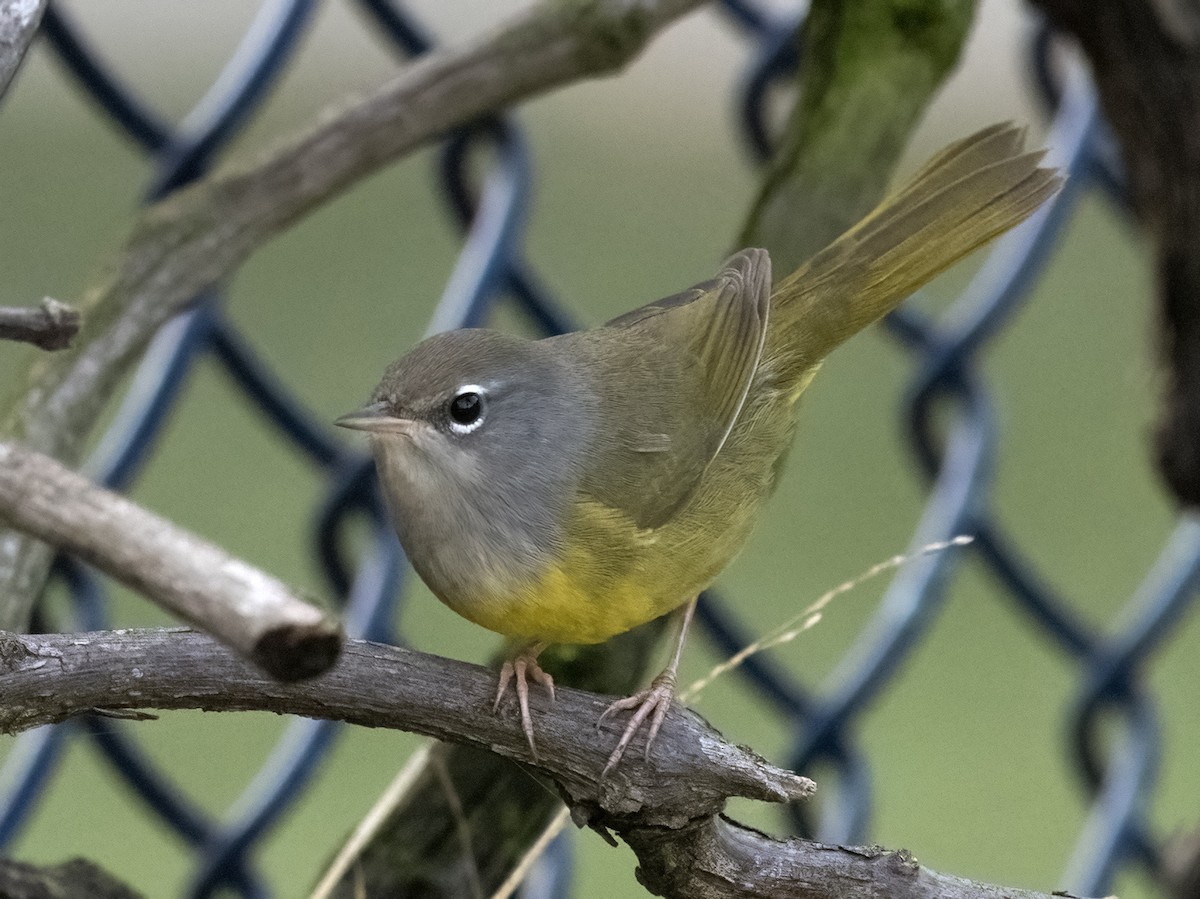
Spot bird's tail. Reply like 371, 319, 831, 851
765, 122, 1062, 387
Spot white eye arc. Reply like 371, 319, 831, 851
447, 384, 487, 435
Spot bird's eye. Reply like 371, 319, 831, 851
447, 389, 485, 433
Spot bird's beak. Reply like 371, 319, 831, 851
335, 401, 414, 435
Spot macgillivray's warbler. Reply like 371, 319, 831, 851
337, 123, 1061, 775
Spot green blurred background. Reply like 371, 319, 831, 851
1, 1, 1195, 897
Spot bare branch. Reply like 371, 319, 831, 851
0, 629, 812, 823
0, 441, 341, 681
0, 298, 81, 351
0, 627, 1091, 899
624, 818, 1095, 899
0, 0, 706, 630
1029, 0, 1200, 508
0, 0, 47, 102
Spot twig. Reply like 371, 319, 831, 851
0, 0, 706, 631
0, 627, 1092, 899
0, 440, 341, 681
0, 298, 81, 350
0, 0, 48, 102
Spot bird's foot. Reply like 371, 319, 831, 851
494, 643, 554, 761
598, 669, 677, 778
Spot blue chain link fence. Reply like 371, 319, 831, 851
1, 2, 1194, 897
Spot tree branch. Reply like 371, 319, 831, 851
0, 440, 341, 681
624, 819, 1093, 899
0, 627, 1091, 899
0, 628, 812, 826
0, 0, 706, 632
0, 0, 47, 103
0, 298, 81, 351
1028, 0, 1200, 508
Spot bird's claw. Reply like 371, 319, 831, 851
598, 670, 677, 778
494, 647, 554, 761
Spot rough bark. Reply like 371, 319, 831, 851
0, 629, 812, 828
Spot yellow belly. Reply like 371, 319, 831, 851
462, 562, 660, 644
454, 497, 678, 644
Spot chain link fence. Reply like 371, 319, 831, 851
1, 1, 1195, 897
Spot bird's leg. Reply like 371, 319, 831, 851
493, 641, 554, 761
598, 596, 697, 777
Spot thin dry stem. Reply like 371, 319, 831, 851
682, 536, 973, 702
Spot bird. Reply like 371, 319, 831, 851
337, 123, 1061, 775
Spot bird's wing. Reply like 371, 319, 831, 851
570, 248, 771, 529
